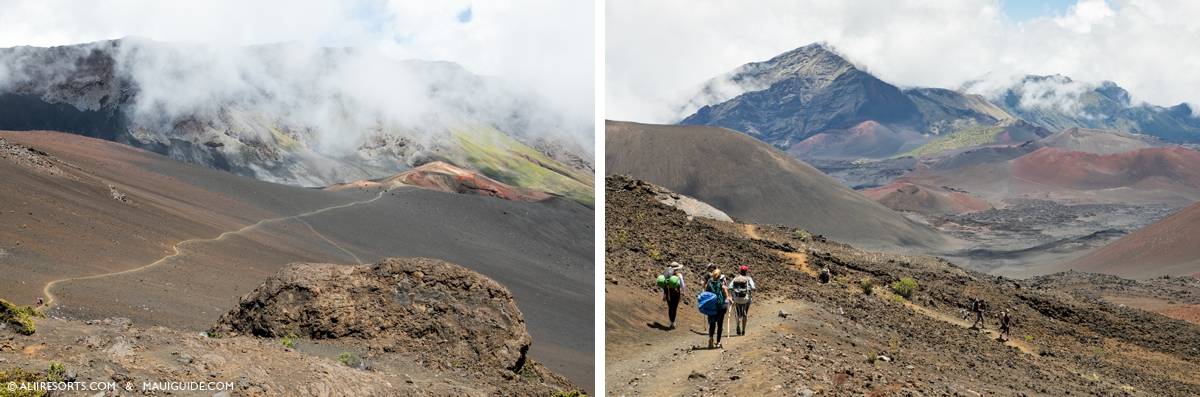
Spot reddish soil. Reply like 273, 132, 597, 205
786, 120, 906, 159
1011, 146, 1200, 198
860, 182, 993, 215
327, 161, 554, 202
1153, 305, 1200, 325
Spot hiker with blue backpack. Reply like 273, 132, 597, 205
697, 263, 731, 349
658, 262, 686, 329
729, 265, 756, 335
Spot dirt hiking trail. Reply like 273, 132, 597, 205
38, 187, 397, 309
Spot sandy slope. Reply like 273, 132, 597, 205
605, 120, 949, 252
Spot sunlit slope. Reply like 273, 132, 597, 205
433, 124, 595, 207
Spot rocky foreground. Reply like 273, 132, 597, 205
605, 174, 1200, 396
2, 258, 582, 396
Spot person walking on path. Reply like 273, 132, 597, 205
35, 298, 42, 308
999, 310, 1012, 341
819, 265, 831, 284
704, 266, 731, 349
970, 298, 986, 329
729, 265, 756, 335
662, 262, 685, 329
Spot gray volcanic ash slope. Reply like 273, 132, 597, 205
0, 38, 593, 190
605, 120, 948, 251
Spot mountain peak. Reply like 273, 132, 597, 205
726, 42, 858, 90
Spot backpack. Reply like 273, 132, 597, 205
697, 291, 719, 315
705, 279, 726, 310
667, 275, 681, 289
656, 275, 668, 289
730, 275, 751, 304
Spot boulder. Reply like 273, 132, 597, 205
211, 258, 531, 374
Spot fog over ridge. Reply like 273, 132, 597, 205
0, 37, 593, 186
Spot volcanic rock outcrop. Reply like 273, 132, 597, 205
211, 258, 548, 383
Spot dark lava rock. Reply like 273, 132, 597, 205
211, 258, 531, 375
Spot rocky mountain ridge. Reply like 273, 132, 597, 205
0, 38, 593, 201
678, 43, 1200, 158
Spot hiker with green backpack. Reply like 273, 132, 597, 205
697, 264, 731, 349
729, 265, 756, 335
658, 262, 685, 329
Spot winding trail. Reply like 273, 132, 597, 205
745, 225, 815, 276
905, 301, 1038, 355
39, 188, 395, 310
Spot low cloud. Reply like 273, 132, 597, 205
0, 0, 594, 150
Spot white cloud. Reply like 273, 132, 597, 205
607, 0, 1200, 122
0, 0, 594, 140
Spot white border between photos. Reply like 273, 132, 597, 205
593, 0, 606, 394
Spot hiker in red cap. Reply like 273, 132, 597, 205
728, 265, 756, 335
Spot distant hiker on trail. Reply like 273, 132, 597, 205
970, 298, 986, 329
35, 298, 42, 308
702, 266, 731, 349
659, 262, 685, 329
999, 310, 1012, 341
819, 265, 831, 284
729, 265, 756, 335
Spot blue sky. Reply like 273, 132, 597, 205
1002, 0, 1089, 21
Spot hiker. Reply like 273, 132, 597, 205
35, 298, 42, 308
729, 265, 756, 335
999, 310, 1012, 341
818, 265, 831, 284
703, 267, 731, 349
970, 298, 986, 329
661, 262, 685, 329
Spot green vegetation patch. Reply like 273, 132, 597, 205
0, 367, 46, 397
896, 124, 1004, 159
443, 124, 595, 207
891, 278, 919, 299
0, 299, 45, 335
859, 278, 874, 295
